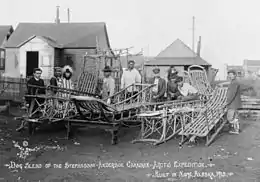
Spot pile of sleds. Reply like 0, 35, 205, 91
15, 54, 229, 146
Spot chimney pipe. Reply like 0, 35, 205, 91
55, 6, 60, 24
67, 8, 70, 23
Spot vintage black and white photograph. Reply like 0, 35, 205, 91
0, 0, 260, 181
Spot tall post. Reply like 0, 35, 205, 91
55, 6, 60, 24
192, 16, 195, 52
67, 8, 70, 23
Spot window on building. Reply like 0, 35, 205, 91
0, 50, 5, 70
64, 54, 74, 67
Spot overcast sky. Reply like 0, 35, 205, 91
1, 0, 260, 79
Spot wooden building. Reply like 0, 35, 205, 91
144, 39, 211, 79
4, 22, 112, 80
226, 65, 244, 79
0, 25, 13, 74
243, 60, 260, 78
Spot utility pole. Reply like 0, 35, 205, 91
192, 16, 195, 52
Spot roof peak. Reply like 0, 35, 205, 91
156, 38, 197, 58
5, 22, 109, 48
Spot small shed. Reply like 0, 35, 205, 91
4, 22, 112, 80
144, 39, 211, 79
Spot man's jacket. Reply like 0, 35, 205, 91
149, 77, 166, 100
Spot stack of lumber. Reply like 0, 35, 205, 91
240, 96, 260, 118
241, 96, 260, 110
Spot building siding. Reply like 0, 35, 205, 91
5, 48, 20, 77
63, 49, 97, 81
19, 37, 54, 78
54, 49, 62, 67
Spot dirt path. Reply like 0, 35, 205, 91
1, 112, 260, 182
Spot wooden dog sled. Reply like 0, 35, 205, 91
179, 87, 228, 146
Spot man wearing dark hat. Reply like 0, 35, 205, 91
149, 67, 166, 102
50, 67, 62, 95
167, 72, 180, 100
167, 66, 178, 81
226, 69, 241, 134
102, 66, 115, 104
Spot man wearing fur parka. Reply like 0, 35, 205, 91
60, 65, 74, 97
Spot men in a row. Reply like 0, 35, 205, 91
26, 65, 74, 102
26, 63, 197, 105
149, 67, 198, 102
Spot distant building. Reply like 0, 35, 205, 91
144, 39, 211, 80
226, 65, 244, 79
243, 60, 260, 78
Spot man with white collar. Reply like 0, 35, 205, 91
121, 60, 141, 97
27, 68, 45, 96
175, 76, 199, 101
17, 68, 45, 132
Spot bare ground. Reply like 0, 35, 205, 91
1, 108, 260, 182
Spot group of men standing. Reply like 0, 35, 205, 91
149, 66, 199, 102
24, 60, 242, 136
102, 60, 199, 103
26, 60, 199, 105
26, 65, 74, 100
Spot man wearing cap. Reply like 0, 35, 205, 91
50, 67, 62, 95
149, 67, 166, 102
167, 66, 178, 81
226, 69, 241, 134
121, 60, 141, 97
102, 66, 115, 104
175, 76, 199, 101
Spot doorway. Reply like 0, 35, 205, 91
26, 51, 39, 77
